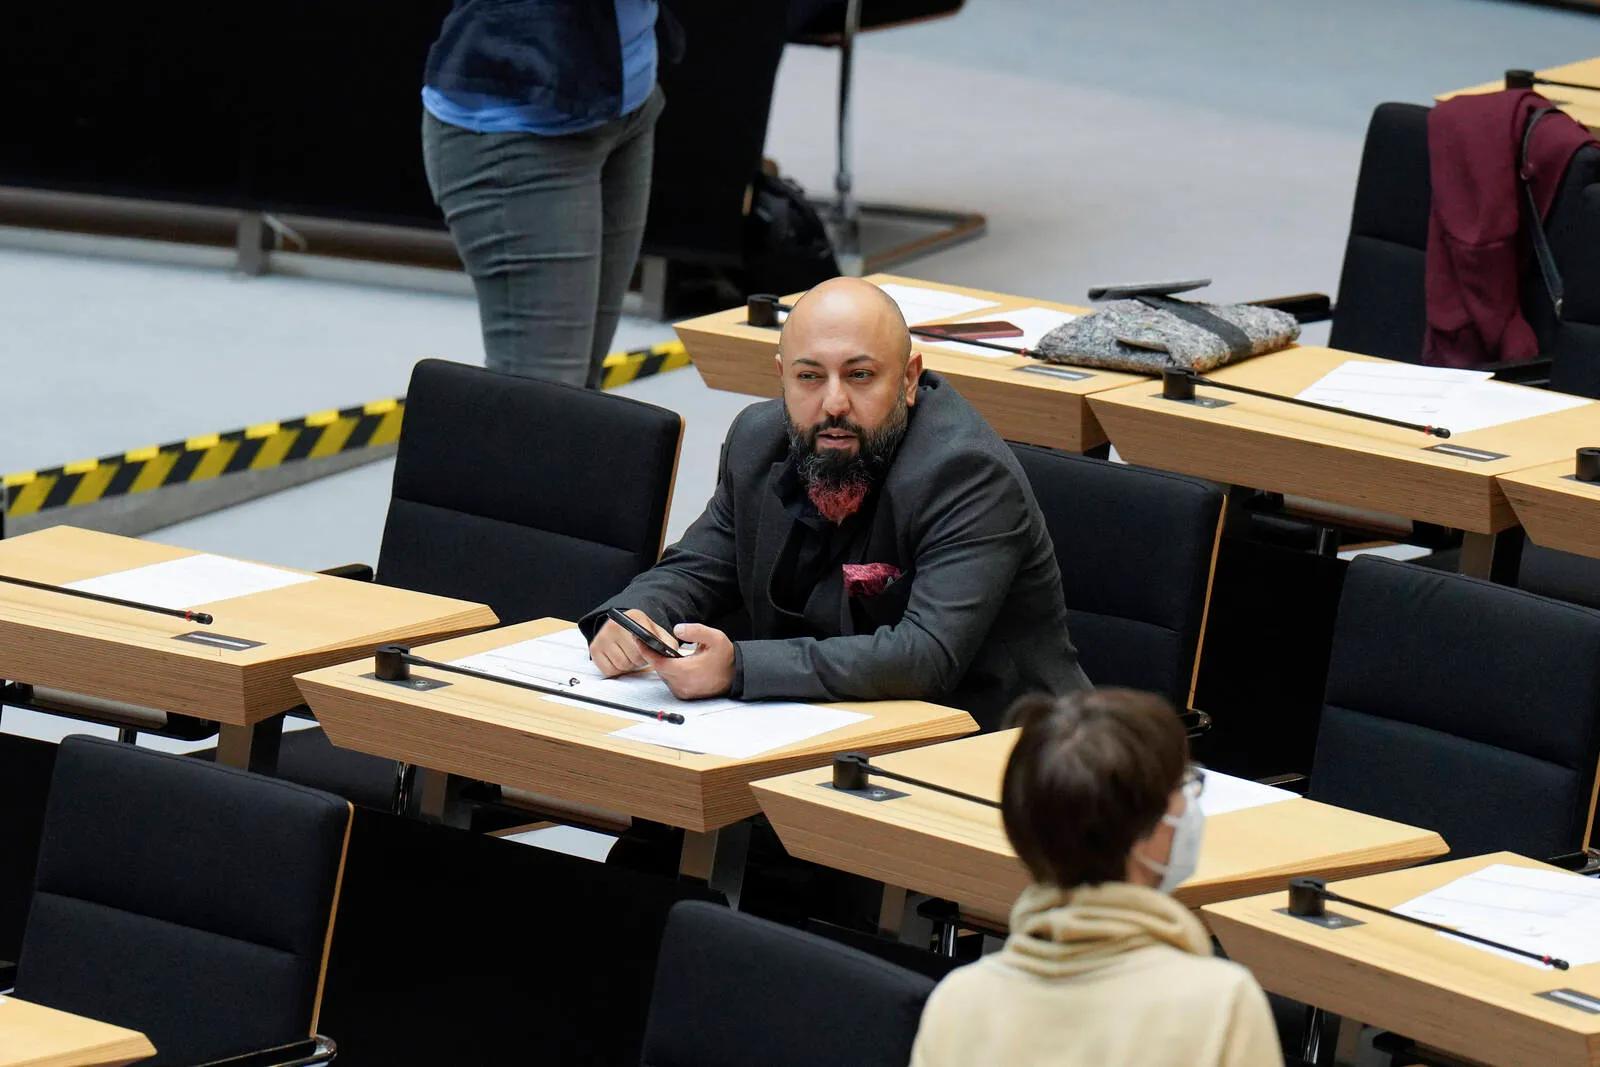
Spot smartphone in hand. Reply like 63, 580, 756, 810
606, 607, 683, 658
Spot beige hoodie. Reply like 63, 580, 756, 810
910, 882, 1283, 1067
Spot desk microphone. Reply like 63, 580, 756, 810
1506, 68, 1600, 93
1576, 447, 1600, 482
0, 572, 213, 625
1161, 368, 1453, 438
832, 752, 1001, 808
746, 295, 1035, 357
1287, 877, 1569, 970
373, 645, 685, 725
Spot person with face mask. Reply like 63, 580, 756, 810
910, 688, 1282, 1067
580, 276, 1089, 728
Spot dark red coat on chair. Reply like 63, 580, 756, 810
1424, 89, 1595, 367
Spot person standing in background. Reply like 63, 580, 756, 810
421, 2, 676, 387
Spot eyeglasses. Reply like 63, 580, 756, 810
1181, 763, 1207, 798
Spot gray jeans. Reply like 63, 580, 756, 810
422, 87, 663, 387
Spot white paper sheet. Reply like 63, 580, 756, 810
611, 701, 869, 759
1296, 360, 1587, 435
66, 553, 315, 610
1394, 863, 1600, 968
919, 305, 1080, 359
452, 627, 606, 689
1197, 770, 1298, 817
877, 282, 1000, 325
1428, 379, 1590, 434
452, 628, 732, 721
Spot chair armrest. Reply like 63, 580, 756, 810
1479, 355, 1552, 387
1245, 292, 1333, 324
319, 562, 374, 582
196, 1035, 336, 1067
1546, 848, 1600, 875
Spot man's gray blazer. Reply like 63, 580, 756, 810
583, 372, 1090, 729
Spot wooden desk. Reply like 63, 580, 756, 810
296, 618, 977, 901
1499, 459, 1600, 560
0, 526, 496, 767
0, 996, 154, 1067
1087, 347, 1600, 575
753, 729, 1446, 928
1205, 853, 1600, 1067
673, 273, 1145, 453
1439, 57, 1600, 134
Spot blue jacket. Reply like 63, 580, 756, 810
424, 1, 682, 128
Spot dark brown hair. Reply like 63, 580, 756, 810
1001, 688, 1189, 888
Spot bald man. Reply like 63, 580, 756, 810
581, 278, 1089, 728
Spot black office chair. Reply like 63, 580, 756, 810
1010, 445, 1224, 720
264, 358, 686, 812
1309, 556, 1600, 860
1518, 541, 1600, 612
639, 901, 934, 1067
1267, 101, 1600, 393
13, 736, 349, 1066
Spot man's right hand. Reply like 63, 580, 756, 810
589, 609, 680, 677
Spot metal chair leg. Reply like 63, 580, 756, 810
832, 0, 864, 275
116, 726, 139, 745
1300, 1006, 1340, 1067
392, 761, 416, 816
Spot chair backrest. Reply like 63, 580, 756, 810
639, 901, 934, 1067
375, 359, 684, 624
1327, 102, 1432, 363
15, 736, 352, 1066
1310, 556, 1600, 859
1010, 444, 1224, 711
1519, 541, 1600, 611
1329, 103, 1600, 394
1531, 142, 1600, 398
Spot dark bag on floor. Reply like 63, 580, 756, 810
737, 171, 840, 296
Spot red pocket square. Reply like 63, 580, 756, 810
843, 562, 903, 598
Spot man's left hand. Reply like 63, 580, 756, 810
640, 623, 735, 700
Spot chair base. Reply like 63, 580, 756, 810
820, 200, 987, 276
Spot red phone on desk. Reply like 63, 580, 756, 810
916, 320, 1023, 341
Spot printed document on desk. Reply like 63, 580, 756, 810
612, 701, 869, 760
1296, 361, 1586, 434
1394, 863, 1600, 968
451, 629, 868, 755
877, 282, 1000, 325
923, 306, 1079, 359
1198, 771, 1297, 817
450, 627, 722, 722
67, 553, 316, 610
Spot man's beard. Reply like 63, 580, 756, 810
785, 395, 909, 523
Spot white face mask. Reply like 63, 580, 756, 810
1136, 787, 1205, 893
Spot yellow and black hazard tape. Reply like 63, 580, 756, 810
3, 399, 405, 522
2, 339, 690, 523
600, 338, 690, 389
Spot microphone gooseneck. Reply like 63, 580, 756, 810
1505, 68, 1600, 93
374, 645, 685, 725
0, 572, 214, 625
832, 752, 1002, 809
1161, 368, 1453, 439
1287, 877, 1569, 970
